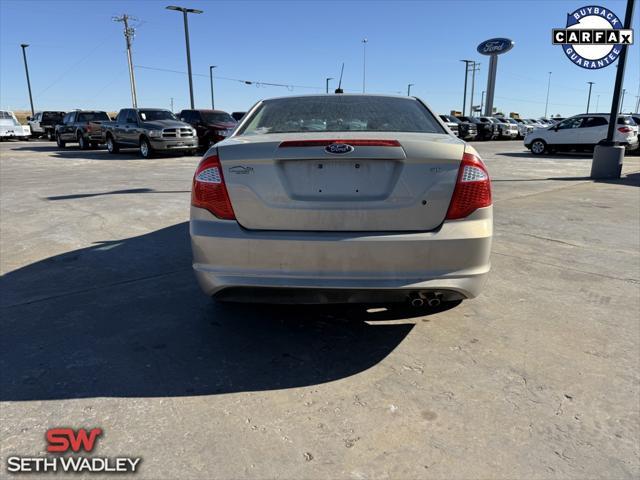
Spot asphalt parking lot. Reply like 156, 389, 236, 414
1, 140, 639, 479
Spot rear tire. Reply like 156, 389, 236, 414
56, 134, 66, 148
530, 139, 547, 155
106, 135, 119, 154
139, 137, 153, 158
78, 133, 89, 150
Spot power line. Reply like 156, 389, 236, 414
135, 65, 322, 91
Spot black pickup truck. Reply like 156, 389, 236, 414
55, 110, 111, 149
28, 111, 65, 140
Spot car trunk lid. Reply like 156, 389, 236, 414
217, 132, 464, 231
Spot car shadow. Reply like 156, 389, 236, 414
0, 222, 456, 401
496, 151, 594, 160
11, 144, 196, 161
46, 188, 190, 201
492, 171, 639, 187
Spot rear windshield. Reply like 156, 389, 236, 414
138, 110, 176, 121
202, 112, 235, 124
618, 116, 635, 125
43, 112, 64, 121
77, 112, 110, 122
241, 96, 444, 135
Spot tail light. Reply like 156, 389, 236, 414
191, 152, 235, 220
445, 152, 492, 220
618, 126, 633, 134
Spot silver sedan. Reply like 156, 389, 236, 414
190, 94, 492, 306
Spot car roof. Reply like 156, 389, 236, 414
262, 93, 417, 102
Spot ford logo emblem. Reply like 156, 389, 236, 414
325, 143, 354, 154
477, 38, 514, 56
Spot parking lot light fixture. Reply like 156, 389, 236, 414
544, 72, 552, 118
20, 44, 35, 116
209, 65, 217, 109
361, 38, 368, 93
586, 81, 595, 113
407, 83, 414, 96
325, 77, 333, 94
166, 5, 203, 109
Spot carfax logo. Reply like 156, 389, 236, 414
553, 5, 633, 69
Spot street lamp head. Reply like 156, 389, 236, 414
20, 43, 29, 48
362, 38, 368, 43
166, 5, 203, 13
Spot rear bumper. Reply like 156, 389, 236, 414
190, 206, 492, 302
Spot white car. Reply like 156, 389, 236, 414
525, 114, 639, 154
0, 111, 31, 140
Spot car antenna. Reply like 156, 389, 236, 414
334, 63, 344, 94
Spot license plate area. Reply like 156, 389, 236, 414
278, 159, 401, 201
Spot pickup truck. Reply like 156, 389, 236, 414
96, 108, 198, 158
55, 110, 111, 149
178, 109, 237, 150
28, 111, 65, 140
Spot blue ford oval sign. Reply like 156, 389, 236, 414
325, 143, 354, 154
477, 38, 514, 56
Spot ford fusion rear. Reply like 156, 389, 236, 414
189, 95, 493, 305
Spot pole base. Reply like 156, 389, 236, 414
591, 145, 624, 179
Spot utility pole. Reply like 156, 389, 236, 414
170, 97, 174, 112
407, 83, 414, 96
635, 95, 640, 113
544, 71, 552, 118
596, 95, 600, 111
460, 60, 473, 115
620, 88, 626, 113
361, 38, 368, 93
113, 14, 138, 108
167, 5, 203, 109
586, 81, 595, 113
480, 91, 485, 116
19, 44, 34, 116
325, 77, 333, 94
469, 62, 480, 115
209, 65, 216, 109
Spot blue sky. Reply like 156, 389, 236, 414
1, 0, 638, 117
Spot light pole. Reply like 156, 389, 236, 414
469, 62, 479, 115
361, 38, 368, 93
407, 83, 414, 96
544, 71, 552, 118
325, 77, 333, 94
460, 60, 473, 115
480, 90, 485, 116
586, 81, 595, 113
209, 65, 217, 109
596, 95, 600, 111
19, 44, 34, 116
166, 5, 203, 109
620, 88, 626, 113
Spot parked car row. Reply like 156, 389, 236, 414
51, 108, 238, 158
438, 114, 559, 141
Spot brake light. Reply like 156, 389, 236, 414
618, 126, 633, 134
445, 152, 492, 220
279, 139, 400, 148
191, 152, 235, 220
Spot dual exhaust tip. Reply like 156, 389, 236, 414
409, 292, 442, 308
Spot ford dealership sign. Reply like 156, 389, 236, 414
477, 38, 515, 56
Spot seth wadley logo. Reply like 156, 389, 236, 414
553, 5, 633, 69
6, 428, 142, 474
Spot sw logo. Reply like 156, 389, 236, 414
552, 5, 633, 69
6, 427, 142, 474
46, 427, 103, 453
